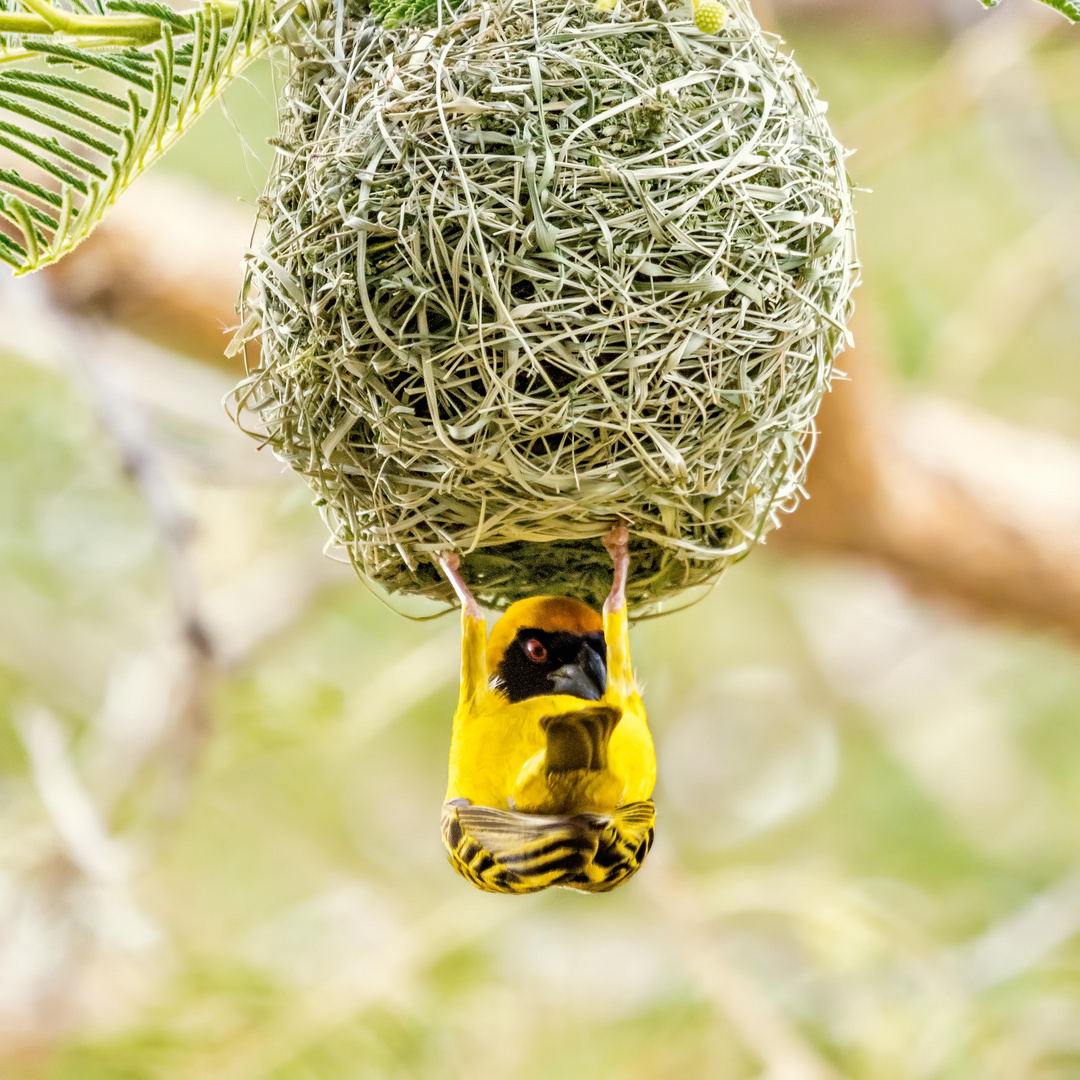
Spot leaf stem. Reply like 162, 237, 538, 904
0, 0, 240, 45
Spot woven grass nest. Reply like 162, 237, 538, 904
231, 0, 857, 613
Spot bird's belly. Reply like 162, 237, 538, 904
446, 693, 601, 808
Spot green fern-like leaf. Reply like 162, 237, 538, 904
368, 0, 435, 28
978, 0, 1080, 19
0, 0, 274, 272
1035, 0, 1079, 17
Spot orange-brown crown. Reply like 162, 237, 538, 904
485, 596, 604, 671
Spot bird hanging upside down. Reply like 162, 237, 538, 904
436, 525, 656, 895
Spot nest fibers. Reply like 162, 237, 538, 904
231, 0, 857, 613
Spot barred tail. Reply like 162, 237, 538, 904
441, 799, 655, 896
568, 800, 655, 893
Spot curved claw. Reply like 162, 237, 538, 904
602, 523, 629, 561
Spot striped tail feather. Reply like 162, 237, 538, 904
567, 800, 656, 893
441, 799, 655, 895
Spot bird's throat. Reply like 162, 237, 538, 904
511, 703, 623, 815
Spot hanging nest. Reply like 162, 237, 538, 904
231, 0, 857, 613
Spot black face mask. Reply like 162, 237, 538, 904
495, 628, 608, 703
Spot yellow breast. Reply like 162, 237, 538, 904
446, 686, 655, 812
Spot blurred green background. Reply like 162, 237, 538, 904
3, 1, 1080, 1077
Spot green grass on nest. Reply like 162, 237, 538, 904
232, 0, 857, 613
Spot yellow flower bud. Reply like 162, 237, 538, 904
692, 0, 727, 33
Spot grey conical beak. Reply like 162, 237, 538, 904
547, 642, 607, 701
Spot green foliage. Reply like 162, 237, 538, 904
0, 0, 273, 273
979, 0, 1080, 20
1041, 0, 1079, 17
368, 0, 438, 27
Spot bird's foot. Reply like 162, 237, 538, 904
602, 523, 629, 561
602, 523, 629, 615
436, 551, 482, 619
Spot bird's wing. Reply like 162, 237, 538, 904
570, 800, 656, 892
440, 799, 655, 895
441, 801, 599, 894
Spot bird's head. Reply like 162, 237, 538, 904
486, 596, 607, 704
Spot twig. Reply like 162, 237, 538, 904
53, 301, 213, 664
2, 705, 161, 1050
15, 706, 132, 881
0, 0, 240, 49
23, 275, 219, 813
954, 861, 1080, 991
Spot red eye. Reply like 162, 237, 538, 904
524, 638, 547, 663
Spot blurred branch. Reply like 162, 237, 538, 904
0, 287, 216, 1047
58, 306, 214, 664
0, 212, 352, 1055
775, 310, 1080, 643
16, 707, 132, 882
43, 173, 255, 372
955, 861, 1080, 990
40, 286, 220, 814
1, 706, 161, 1051
781, 0, 1080, 642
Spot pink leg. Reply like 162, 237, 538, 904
602, 523, 629, 615
437, 551, 482, 619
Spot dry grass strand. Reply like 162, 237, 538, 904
231, 0, 858, 612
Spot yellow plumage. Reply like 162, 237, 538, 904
439, 533, 656, 894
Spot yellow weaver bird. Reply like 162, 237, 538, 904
436, 525, 655, 895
